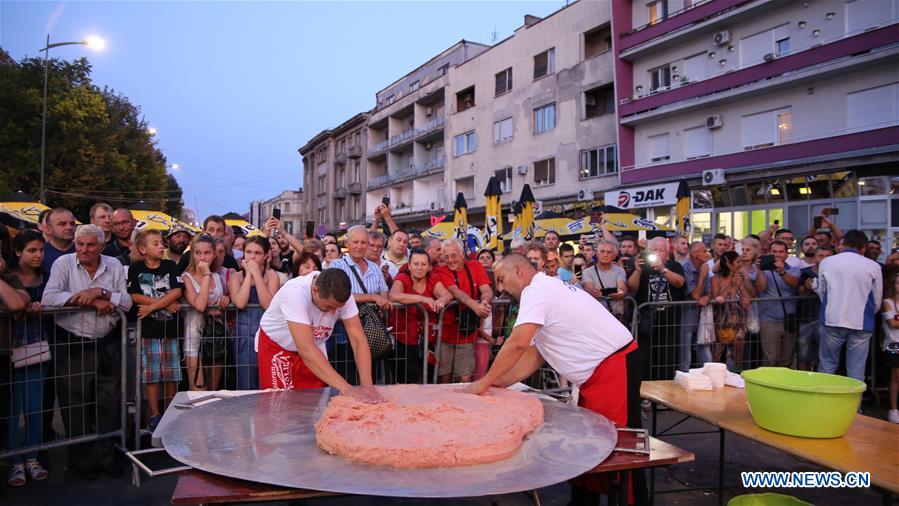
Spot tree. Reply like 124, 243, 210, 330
0, 51, 183, 220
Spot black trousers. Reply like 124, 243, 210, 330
54, 325, 122, 473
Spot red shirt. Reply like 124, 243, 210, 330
388, 272, 440, 346
433, 260, 491, 344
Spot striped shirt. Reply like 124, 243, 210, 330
331, 255, 388, 295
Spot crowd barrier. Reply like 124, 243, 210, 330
0, 307, 128, 463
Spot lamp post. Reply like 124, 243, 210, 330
39, 34, 105, 203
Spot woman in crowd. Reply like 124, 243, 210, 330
710, 250, 756, 371
213, 237, 234, 291
292, 251, 322, 277
882, 272, 899, 424
477, 249, 495, 273
182, 235, 230, 391
268, 237, 291, 286
323, 242, 341, 269
739, 237, 764, 368
6, 230, 48, 486
388, 248, 452, 384
571, 253, 588, 287
229, 236, 280, 390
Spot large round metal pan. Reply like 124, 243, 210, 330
161, 388, 617, 498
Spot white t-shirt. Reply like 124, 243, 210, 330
256, 272, 358, 354
515, 273, 632, 386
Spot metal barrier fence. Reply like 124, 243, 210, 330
0, 307, 128, 465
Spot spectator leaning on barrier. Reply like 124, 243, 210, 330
163, 226, 193, 264
127, 229, 183, 431
774, 229, 803, 270
673, 235, 690, 264
7, 229, 49, 486
881, 271, 899, 424
796, 246, 833, 371
178, 215, 239, 274
103, 208, 136, 262
382, 229, 410, 275
816, 230, 883, 384
433, 239, 493, 383
628, 237, 685, 381
89, 202, 113, 243
367, 230, 393, 285
710, 251, 755, 370
41, 208, 76, 278
756, 239, 801, 368
330, 225, 391, 385
707, 233, 728, 270
41, 224, 132, 480
681, 241, 711, 371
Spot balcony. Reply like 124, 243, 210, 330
335, 153, 347, 167
366, 167, 416, 191
348, 145, 362, 159
413, 157, 445, 177
367, 116, 445, 157
347, 181, 362, 195
334, 188, 347, 199
368, 174, 391, 189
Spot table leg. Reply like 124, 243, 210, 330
718, 428, 725, 506
649, 402, 657, 506
620, 470, 631, 506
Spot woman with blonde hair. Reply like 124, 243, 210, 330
182, 235, 230, 390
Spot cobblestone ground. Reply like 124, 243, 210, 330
4, 408, 888, 506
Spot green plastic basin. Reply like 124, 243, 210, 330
740, 367, 865, 438
728, 493, 812, 506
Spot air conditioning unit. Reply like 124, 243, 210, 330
702, 169, 726, 186
763, 52, 776, 62
585, 95, 597, 107
424, 141, 433, 150
517, 165, 528, 176
706, 114, 723, 129
713, 30, 731, 46
425, 106, 433, 117
578, 188, 593, 202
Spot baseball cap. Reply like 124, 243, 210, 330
166, 225, 195, 239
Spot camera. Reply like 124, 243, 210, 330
759, 255, 776, 271
601, 287, 617, 297
645, 253, 659, 266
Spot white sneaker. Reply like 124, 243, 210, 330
888, 409, 899, 424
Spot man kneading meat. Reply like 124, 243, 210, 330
256, 268, 381, 402
465, 253, 645, 505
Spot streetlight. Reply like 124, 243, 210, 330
148, 127, 158, 136
39, 34, 105, 203
167, 163, 179, 171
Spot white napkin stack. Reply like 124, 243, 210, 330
674, 370, 713, 391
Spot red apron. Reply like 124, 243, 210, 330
257, 327, 326, 390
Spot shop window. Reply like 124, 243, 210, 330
769, 208, 784, 229
747, 183, 767, 205
692, 212, 712, 242
859, 176, 890, 196
860, 200, 887, 228
750, 209, 768, 235
831, 171, 858, 198
717, 211, 732, 236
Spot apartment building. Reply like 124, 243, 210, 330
300, 113, 368, 232
445, 1, 617, 223
248, 189, 304, 235
365, 41, 490, 230
612, 0, 899, 252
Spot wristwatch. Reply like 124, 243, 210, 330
100, 288, 110, 300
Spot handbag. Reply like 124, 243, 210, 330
348, 263, 395, 361
453, 263, 482, 336
696, 305, 715, 345
195, 313, 228, 388
746, 304, 760, 334
11, 340, 51, 369
772, 272, 800, 333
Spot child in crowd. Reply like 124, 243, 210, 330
182, 234, 229, 390
127, 229, 183, 430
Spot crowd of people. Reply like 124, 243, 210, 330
0, 201, 897, 489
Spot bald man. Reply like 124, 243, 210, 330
465, 253, 644, 504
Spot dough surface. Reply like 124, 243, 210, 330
315, 385, 544, 468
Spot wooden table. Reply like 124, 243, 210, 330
641, 380, 899, 505
170, 433, 694, 505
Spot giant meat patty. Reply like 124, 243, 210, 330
315, 385, 544, 468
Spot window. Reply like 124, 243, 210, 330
284, 221, 293, 235
410, 80, 420, 92
284, 202, 291, 213
741, 108, 790, 150
533, 158, 555, 186
495, 167, 513, 193
453, 131, 477, 156
534, 103, 556, 134
493, 117, 513, 144
583, 25, 611, 59
580, 145, 618, 179
847, 83, 899, 131
846, 0, 894, 33
584, 85, 615, 119
533, 48, 555, 79
495, 67, 513, 96
684, 126, 711, 159
649, 133, 671, 163
775, 38, 790, 57
683, 52, 708, 82
438, 64, 449, 76
649, 64, 672, 92
649, 0, 668, 25
385, 94, 396, 106
740, 24, 789, 65
456, 86, 475, 112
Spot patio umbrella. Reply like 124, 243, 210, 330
452, 192, 473, 254
602, 213, 673, 233
504, 185, 536, 240
128, 201, 200, 233
532, 211, 576, 239
483, 176, 504, 252
674, 180, 691, 236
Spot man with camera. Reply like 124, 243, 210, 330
582, 240, 628, 317
627, 237, 686, 381
756, 240, 801, 367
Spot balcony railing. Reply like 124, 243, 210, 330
413, 157, 445, 176
335, 153, 347, 166
368, 174, 391, 188
347, 181, 362, 195
348, 145, 362, 159
334, 187, 347, 199
367, 116, 445, 157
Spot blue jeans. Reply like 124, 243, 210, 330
819, 326, 871, 383
7, 363, 48, 464
233, 308, 262, 390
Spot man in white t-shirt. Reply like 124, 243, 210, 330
255, 269, 381, 402
465, 253, 644, 503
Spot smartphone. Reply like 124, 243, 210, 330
305, 220, 315, 238
382, 196, 390, 206
272, 208, 281, 220
573, 264, 583, 278
773, 219, 779, 226
759, 255, 776, 271
814, 216, 823, 229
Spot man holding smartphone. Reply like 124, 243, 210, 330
582, 240, 628, 302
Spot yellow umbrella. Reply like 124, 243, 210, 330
131, 209, 194, 232
503, 184, 536, 240
483, 176, 504, 252
531, 212, 576, 239
452, 192, 471, 254
225, 218, 265, 237
674, 181, 691, 236
424, 220, 484, 247
0, 201, 50, 226
602, 213, 673, 232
